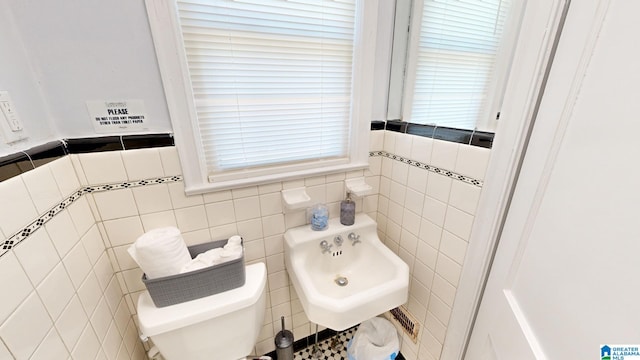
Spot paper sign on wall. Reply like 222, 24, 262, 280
86, 100, 148, 133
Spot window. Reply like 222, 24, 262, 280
146, 0, 377, 193
403, 0, 514, 131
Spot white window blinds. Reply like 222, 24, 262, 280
175, 0, 357, 178
407, 0, 511, 130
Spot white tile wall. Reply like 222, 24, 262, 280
0, 156, 145, 360
0, 131, 490, 359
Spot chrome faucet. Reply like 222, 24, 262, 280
334, 235, 344, 247
348, 232, 361, 246
319, 240, 333, 254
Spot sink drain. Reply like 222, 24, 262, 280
334, 276, 348, 287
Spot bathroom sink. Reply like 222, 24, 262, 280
284, 213, 409, 331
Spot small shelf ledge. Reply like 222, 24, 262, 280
281, 187, 312, 210
345, 177, 373, 197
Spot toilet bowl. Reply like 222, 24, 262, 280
137, 263, 267, 360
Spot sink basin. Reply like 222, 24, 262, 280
284, 213, 409, 331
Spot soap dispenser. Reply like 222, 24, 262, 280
340, 192, 355, 226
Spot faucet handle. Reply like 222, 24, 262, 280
319, 240, 333, 254
334, 235, 344, 247
348, 232, 361, 246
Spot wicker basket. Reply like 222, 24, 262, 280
141, 239, 246, 307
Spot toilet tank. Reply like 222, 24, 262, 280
137, 263, 267, 360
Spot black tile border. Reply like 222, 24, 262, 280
384, 120, 494, 149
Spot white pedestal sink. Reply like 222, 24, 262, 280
284, 213, 409, 331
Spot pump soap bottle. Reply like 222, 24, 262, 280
340, 192, 355, 226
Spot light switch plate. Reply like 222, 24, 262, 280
0, 91, 27, 143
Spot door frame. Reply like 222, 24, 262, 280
440, 0, 571, 358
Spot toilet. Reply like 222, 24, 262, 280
137, 263, 267, 360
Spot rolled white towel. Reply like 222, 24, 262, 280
128, 227, 192, 279
226, 235, 242, 247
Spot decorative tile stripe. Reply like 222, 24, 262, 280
0, 175, 183, 257
369, 151, 483, 188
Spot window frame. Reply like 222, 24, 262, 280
145, 0, 379, 194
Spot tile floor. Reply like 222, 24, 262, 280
293, 326, 358, 360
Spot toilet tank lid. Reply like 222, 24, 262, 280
137, 262, 266, 337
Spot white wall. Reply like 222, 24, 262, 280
0, 3, 56, 154
4, 0, 173, 142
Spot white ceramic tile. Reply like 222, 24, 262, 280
167, 182, 203, 209
435, 253, 462, 287
203, 190, 232, 203
439, 230, 468, 265
262, 214, 285, 237
103, 216, 144, 247
244, 239, 266, 262
114, 300, 130, 336
174, 205, 209, 232
31, 327, 70, 360
400, 228, 419, 253
104, 277, 124, 314
381, 157, 393, 179
422, 196, 447, 227
71, 324, 100, 360
67, 197, 96, 236
387, 200, 404, 226
80, 227, 104, 267
112, 245, 136, 271
395, 133, 413, 158
367, 156, 382, 176
70, 155, 88, 186
444, 206, 474, 241
131, 184, 173, 214
455, 144, 491, 180
264, 235, 284, 256
122, 268, 145, 293
259, 192, 283, 216
402, 209, 421, 236
63, 242, 92, 288
0, 292, 52, 360
413, 258, 435, 290
425, 311, 447, 343
383, 131, 397, 153
426, 173, 452, 203
420, 329, 443, 360
404, 188, 425, 215
158, 147, 182, 176
78, 272, 103, 317
410, 277, 430, 306
449, 180, 482, 215
407, 166, 428, 194
181, 228, 211, 246
235, 218, 262, 241
430, 139, 459, 171
266, 253, 285, 274
0, 252, 34, 323
270, 287, 291, 306
419, 219, 443, 250
428, 293, 452, 326
93, 189, 138, 221
411, 136, 434, 164
325, 181, 345, 204
432, 274, 457, 307
121, 148, 164, 180
282, 179, 304, 189
258, 182, 282, 194
283, 209, 306, 229
305, 184, 326, 204
391, 161, 410, 186
123, 320, 138, 355
22, 164, 64, 213
140, 210, 177, 231
370, 130, 384, 151
416, 241, 438, 271
232, 186, 259, 198
102, 321, 121, 360
95, 253, 115, 291
209, 223, 239, 241
14, 228, 59, 286
37, 263, 75, 320
50, 156, 81, 197
205, 200, 236, 226
0, 176, 38, 236
363, 193, 379, 213
44, 210, 80, 257
79, 152, 128, 185
90, 297, 112, 340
